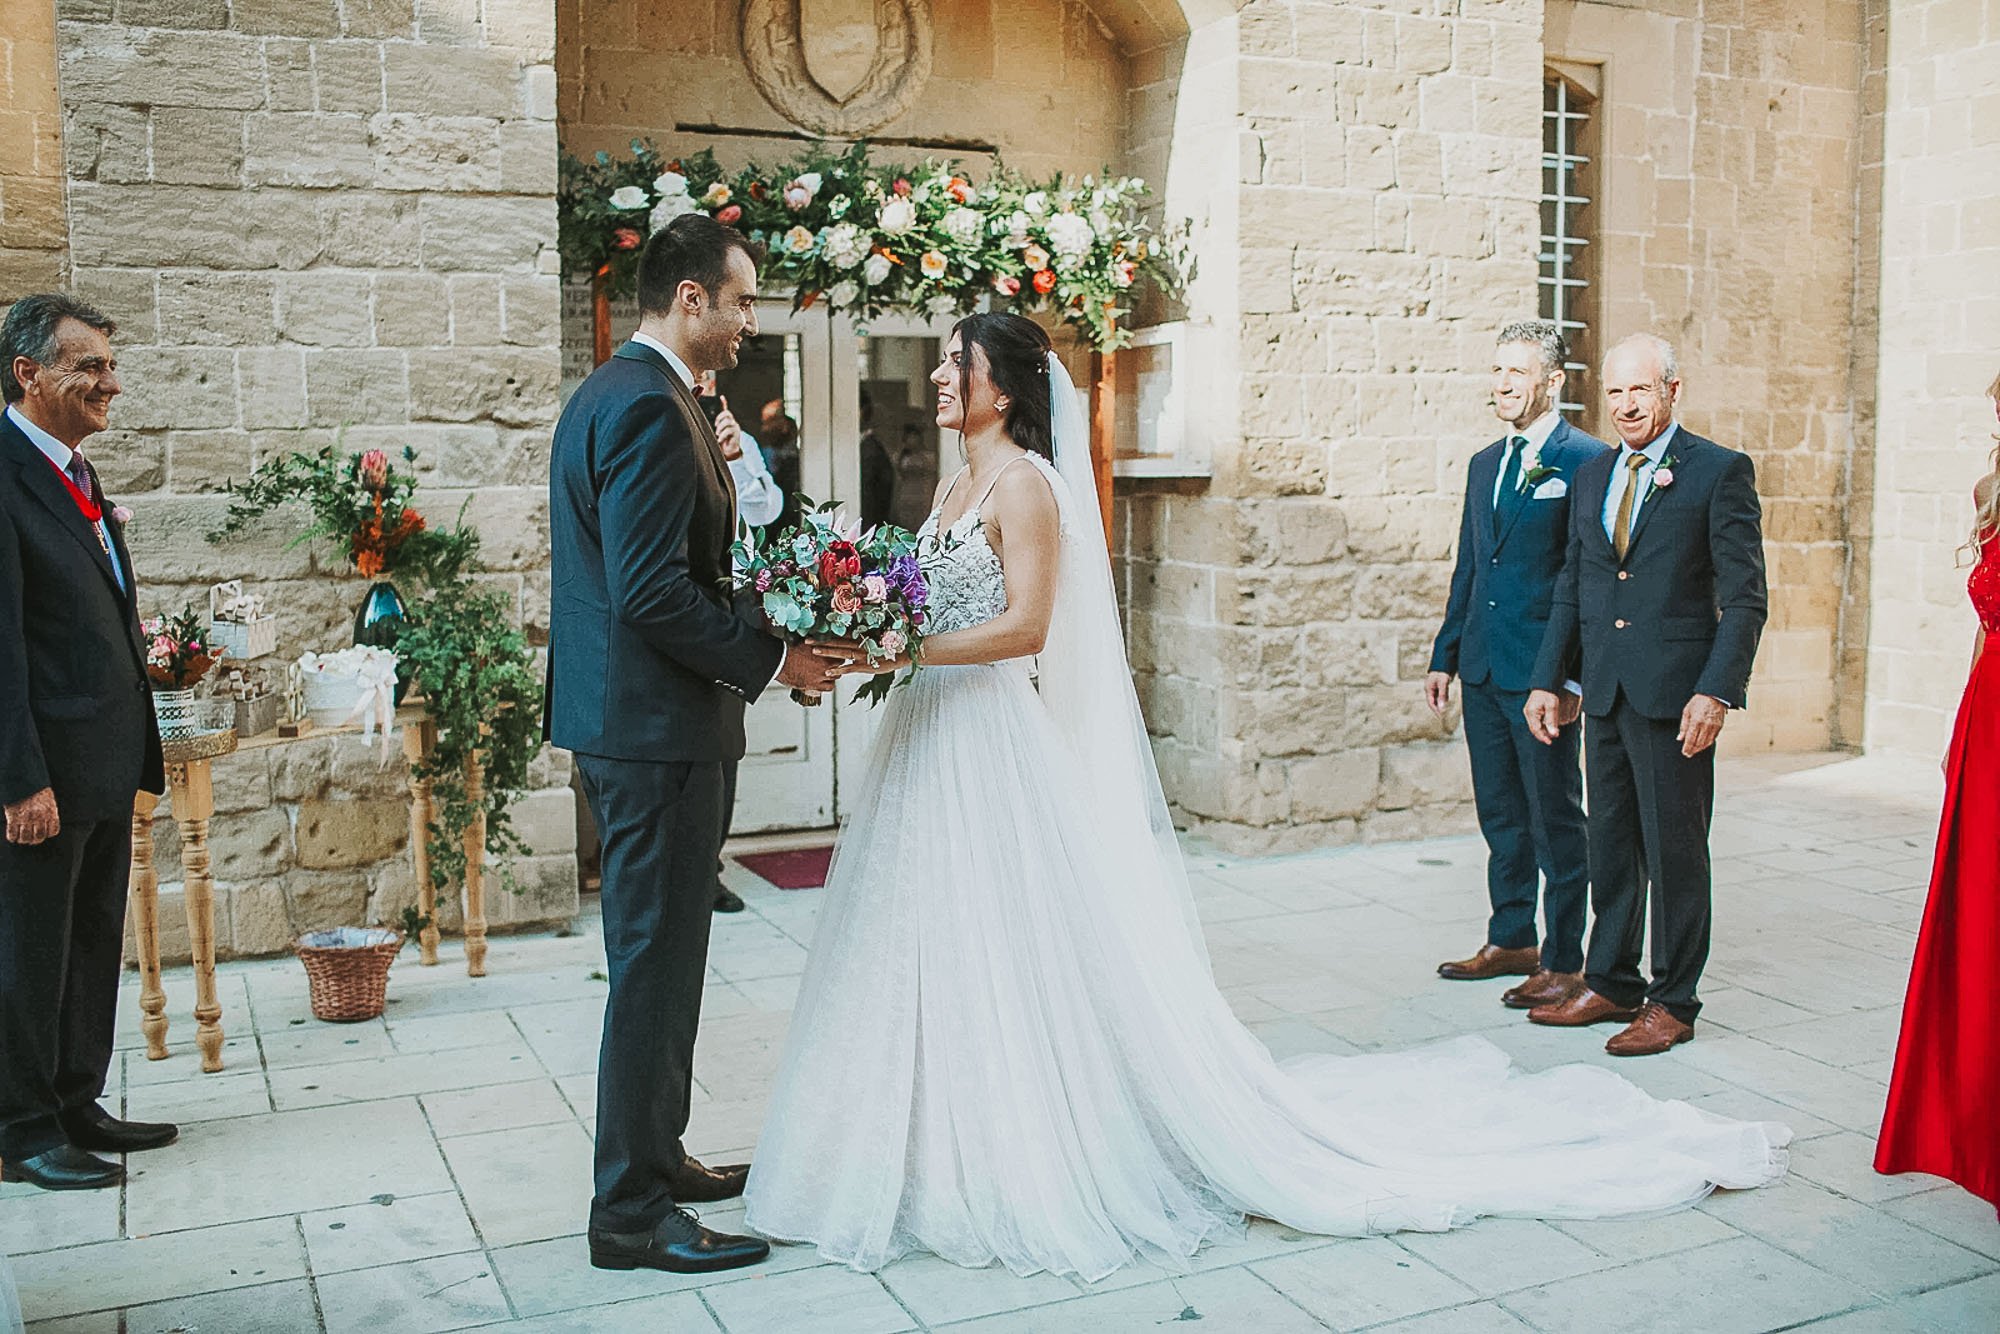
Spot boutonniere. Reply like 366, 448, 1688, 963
111, 504, 134, 525
1648, 455, 1680, 497
1519, 463, 1559, 492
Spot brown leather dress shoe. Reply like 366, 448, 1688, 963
665, 1155, 750, 1204
1502, 970, 1583, 1010
1528, 987, 1641, 1027
1605, 1003, 1695, 1056
1437, 944, 1541, 981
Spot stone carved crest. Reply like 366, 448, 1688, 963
740, 0, 934, 138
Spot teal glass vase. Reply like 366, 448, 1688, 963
352, 581, 413, 705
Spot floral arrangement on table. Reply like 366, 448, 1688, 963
732, 501, 937, 706
208, 443, 475, 583
142, 603, 223, 690
207, 443, 540, 894
558, 140, 1189, 351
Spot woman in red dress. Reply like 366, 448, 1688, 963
1876, 371, 2000, 1213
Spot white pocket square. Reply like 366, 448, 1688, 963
1531, 477, 1568, 499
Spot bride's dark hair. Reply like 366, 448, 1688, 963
952, 312, 1055, 461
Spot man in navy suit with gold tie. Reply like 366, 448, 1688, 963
1428, 321, 1609, 1010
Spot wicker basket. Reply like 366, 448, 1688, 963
294, 927, 404, 1022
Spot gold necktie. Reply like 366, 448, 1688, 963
1612, 451, 1648, 561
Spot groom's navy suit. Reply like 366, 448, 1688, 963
1431, 416, 1607, 973
546, 339, 783, 1233
1531, 425, 1766, 1023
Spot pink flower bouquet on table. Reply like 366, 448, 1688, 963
732, 501, 939, 706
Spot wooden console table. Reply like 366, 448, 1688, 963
128, 703, 492, 1073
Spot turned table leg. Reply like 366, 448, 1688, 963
401, 717, 441, 966
128, 790, 169, 1061
167, 760, 226, 1073
462, 751, 488, 978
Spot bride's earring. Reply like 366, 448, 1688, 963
995, 396, 1010, 413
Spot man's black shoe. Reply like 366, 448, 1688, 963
713, 885, 746, 913
2, 1143, 125, 1191
588, 1209, 770, 1274
59, 1103, 178, 1153
666, 1156, 750, 1203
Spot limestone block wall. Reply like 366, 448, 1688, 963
1124, 0, 1547, 853
1, 0, 68, 304
52, 0, 579, 958
1546, 0, 1866, 757
556, 0, 1132, 178
1861, 0, 2000, 758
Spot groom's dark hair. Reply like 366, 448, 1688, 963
636, 214, 761, 315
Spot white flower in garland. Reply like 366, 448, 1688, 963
649, 192, 696, 233
878, 197, 918, 236
1005, 211, 1031, 247
926, 293, 957, 316
609, 185, 648, 210
821, 221, 870, 269
652, 171, 688, 198
942, 207, 983, 247
1022, 190, 1050, 217
1044, 211, 1095, 266
862, 251, 894, 286
1089, 209, 1112, 239
781, 225, 816, 255
829, 279, 860, 308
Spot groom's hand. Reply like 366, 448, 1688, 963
1524, 689, 1565, 745
1422, 671, 1453, 716
775, 642, 846, 694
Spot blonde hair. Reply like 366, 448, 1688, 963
1969, 368, 2000, 564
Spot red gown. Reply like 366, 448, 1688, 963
1876, 535, 2000, 1206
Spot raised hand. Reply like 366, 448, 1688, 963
713, 394, 744, 461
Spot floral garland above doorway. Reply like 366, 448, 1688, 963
557, 141, 1188, 352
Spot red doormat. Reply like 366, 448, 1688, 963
734, 845, 835, 889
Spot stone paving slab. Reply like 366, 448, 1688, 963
4, 755, 1998, 1331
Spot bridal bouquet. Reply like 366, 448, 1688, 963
733, 503, 935, 706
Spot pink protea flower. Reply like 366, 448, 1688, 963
358, 449, 390, 490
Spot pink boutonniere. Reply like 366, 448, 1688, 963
111, 505, 134, 524
1648, 455, 1681, 498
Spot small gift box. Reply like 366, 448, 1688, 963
220, 665, 280, 737
207, 580, 278, 661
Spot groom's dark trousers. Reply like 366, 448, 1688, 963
1430, 418, 1606, 972
546, 340, 782, 1233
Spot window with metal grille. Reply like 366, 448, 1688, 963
1541, 74, 1596, 420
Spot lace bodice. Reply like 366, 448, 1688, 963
917, 502, 1009, 637
1972, 536, 2000, 633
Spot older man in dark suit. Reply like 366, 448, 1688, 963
1428, 321, 1608, 1009
545, 216, 842, 1274
1525, 334, 1767, 1057
1, 293, 175, 1190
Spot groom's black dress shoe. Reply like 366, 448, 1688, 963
713, 885, 746, 913
667, 1155, 750, 1203
589, 1208, 770, 1274
2, 1144, 125, 1191
59, 1102, 179, 1153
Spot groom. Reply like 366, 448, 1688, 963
546, 214, 842, 1274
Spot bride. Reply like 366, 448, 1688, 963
740, 313, 1789, 1282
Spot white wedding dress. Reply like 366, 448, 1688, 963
741, 359, 1790, 1282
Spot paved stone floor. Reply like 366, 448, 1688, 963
5, 753, 1997, 1333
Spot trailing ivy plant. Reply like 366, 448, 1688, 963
391, 571, 545, 895
208, 442, 544, 896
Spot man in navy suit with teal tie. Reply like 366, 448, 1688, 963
1428, 321, 1609, 1010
